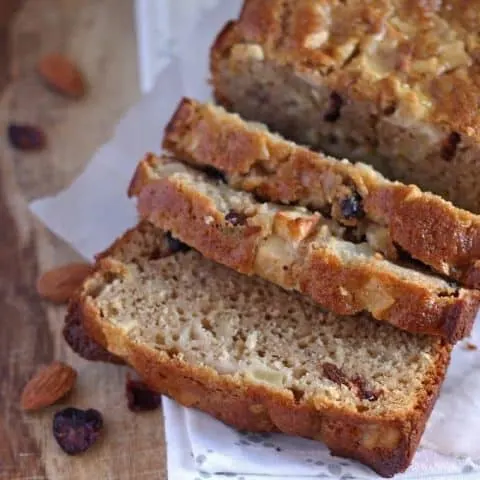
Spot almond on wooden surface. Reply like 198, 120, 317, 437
36, 262, 93, 304
37, 53, 87, 98
21, 361, 77, 411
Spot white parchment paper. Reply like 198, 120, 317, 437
31, 1, 480, 478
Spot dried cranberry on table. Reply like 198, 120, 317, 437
8, 124, 46, 151
126, 375, 162, 412
53, 407, 103, 455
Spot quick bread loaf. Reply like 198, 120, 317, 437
210, 0, 480, 213
129, 154, 480, 341
61, 2, 480, 476
163, 98, 480, 289
67, 221, 451, 477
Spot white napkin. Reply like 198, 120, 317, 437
163, 396, 480, 480
31, 1, 480, 478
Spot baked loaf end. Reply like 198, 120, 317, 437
64, 221, 182, 362
163, 97, 480, 289
211, 0, 480, 213
130, 154, 480, 342
68, 220, 451, 477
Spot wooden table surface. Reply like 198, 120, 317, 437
0, 1, 167, 478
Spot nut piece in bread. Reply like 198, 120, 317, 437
67, 221, 451, 477
163, 98, 480, 290
210, 0, 480, 216
130, 154, 480, 342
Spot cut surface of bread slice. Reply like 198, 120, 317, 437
164, 97, 480, 289
68, 220, 451, 477
129, 154, 480, 341
210, 0, 480, 214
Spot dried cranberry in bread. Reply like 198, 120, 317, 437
129, 154, 480, 342
163, 98, 480, 289
210, 0, 480, 215
67, 220, 451, 477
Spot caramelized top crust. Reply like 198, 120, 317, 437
229, 0, 480, 140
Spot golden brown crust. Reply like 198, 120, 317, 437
231, 0, 480, 140
163, 98, 274, 175
134, 178, 262, 275
301, 249, 478, 341
127, 155, 155, 198
210, 20, 242, 110
163, 98, 480, 288
366, 186, 480, 284
63, 301, 124, 364
210, 1, 480, 214
66, 221, 452, 476
82, 305, 447, 478
131, 155, 480, 341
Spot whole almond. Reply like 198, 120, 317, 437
21, 361, 77, 411
37, 53, 87, 98
37, 263, 93, 304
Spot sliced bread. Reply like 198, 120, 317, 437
129, 154, 480, 341
67, 220, 451, 477
164, 98, 480, 289
210, 0, 480, 214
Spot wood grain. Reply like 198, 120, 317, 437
0, 0, 24, 92
0, 1, 167, 478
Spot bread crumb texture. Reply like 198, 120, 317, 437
88, 229, 443, 416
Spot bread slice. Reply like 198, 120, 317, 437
129, 153, 480, 342
164, 97, 480, 289
63, 305, 124, 364
67, 220, 451, 477
210, 0, 480, 214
